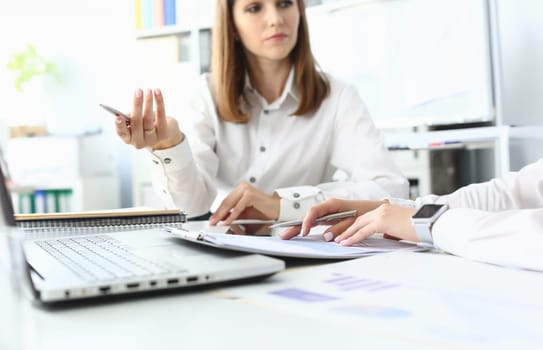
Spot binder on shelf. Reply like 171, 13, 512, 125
15, 208, 187, 233
134, 0, 143, 29
33, 190, 47, 213
17, 191, 35, 215
152, 0, 165, 27
13, 188, 73, 214
40, 189, 73, 213
137, 0, 176, 30
141, 0, 153, 29
164, 0, 176, 26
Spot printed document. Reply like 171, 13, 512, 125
168, 228, 419, 259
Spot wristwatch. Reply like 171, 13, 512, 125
411, 204, 449, 244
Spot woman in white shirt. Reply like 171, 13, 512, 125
114, 0, 408, 223
280, 158, 543, 271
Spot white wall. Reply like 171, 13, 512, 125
0, 0, 133, 134
2, 0, 541, 206
0, 0, 142, 208
0, 0, 198, 207
494, 0, 543, 126
307, 0, 493, 129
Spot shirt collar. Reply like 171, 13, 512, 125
243, 66, 298, 107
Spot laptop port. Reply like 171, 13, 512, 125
186, 276, 198, 283
149, 281, 157, 287
126, 283, 140, 289
167, 278, 179, 285
64, 290, 70, 298
99, 286, 111, 294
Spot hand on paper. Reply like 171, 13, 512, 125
279, 198, 406, 245
331, 203, 417, 246
279, 198, 362, 240
115, 88, 185, 151
209, 182, 280, 226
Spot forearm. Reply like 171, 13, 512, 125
148, 140, 216, 217
433, 208, 543, 271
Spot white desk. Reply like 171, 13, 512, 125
2, 241, 543, 350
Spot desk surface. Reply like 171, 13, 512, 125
2, 240, 543, 350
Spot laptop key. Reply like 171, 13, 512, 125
34, 236, 181, 282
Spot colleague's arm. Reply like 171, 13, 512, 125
115, 87, 217, 216
328, 158, 543, 246
432, 208, 543, 271
146, 76, 220, 217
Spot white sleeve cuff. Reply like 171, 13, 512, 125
149, 139, 192, 172
146, 139, 193, 209
275, 186, 325, 221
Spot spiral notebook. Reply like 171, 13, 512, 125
15, 208, 187, 238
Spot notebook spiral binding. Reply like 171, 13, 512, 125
16, 212, 187, 238
20, 222, 186, 239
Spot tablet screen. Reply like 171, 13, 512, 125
226, 223, 273, 236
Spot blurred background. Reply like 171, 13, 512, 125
1, 0, 542, 215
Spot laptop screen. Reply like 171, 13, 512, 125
0, 155, 17, 228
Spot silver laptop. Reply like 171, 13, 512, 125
0, 162, 284, 305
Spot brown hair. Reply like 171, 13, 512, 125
211, 0, 330, 123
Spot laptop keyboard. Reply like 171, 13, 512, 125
35, 235, 187, 282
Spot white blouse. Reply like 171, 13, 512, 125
147, 69, 408, 220
419, 158, 543, 271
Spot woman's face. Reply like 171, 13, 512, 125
232, 0, 300, 65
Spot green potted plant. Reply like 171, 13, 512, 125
6, 44, 61, 92
5, 45, 62, 136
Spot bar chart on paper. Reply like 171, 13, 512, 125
323, 272, 400, 292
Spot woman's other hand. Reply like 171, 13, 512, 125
209, 182, 280, 226
115, 88, 184, 151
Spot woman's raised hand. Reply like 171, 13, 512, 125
115, 88, 184, 151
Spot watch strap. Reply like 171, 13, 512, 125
413, 222, 434, 244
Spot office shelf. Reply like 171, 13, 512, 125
135, 25, 197, 40
307, 0, 381, 13
5, 134, 121, 213
384, 125, 543, 175
134, 0, 213, 39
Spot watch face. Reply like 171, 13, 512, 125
413, 204, 446, 219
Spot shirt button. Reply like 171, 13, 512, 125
249, 177, 256, 183
293, 202, 300, 209
260, 146, 266, 152
263, 110, 269, 115
293, 192, 300, 198
164, 158, 172, 164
